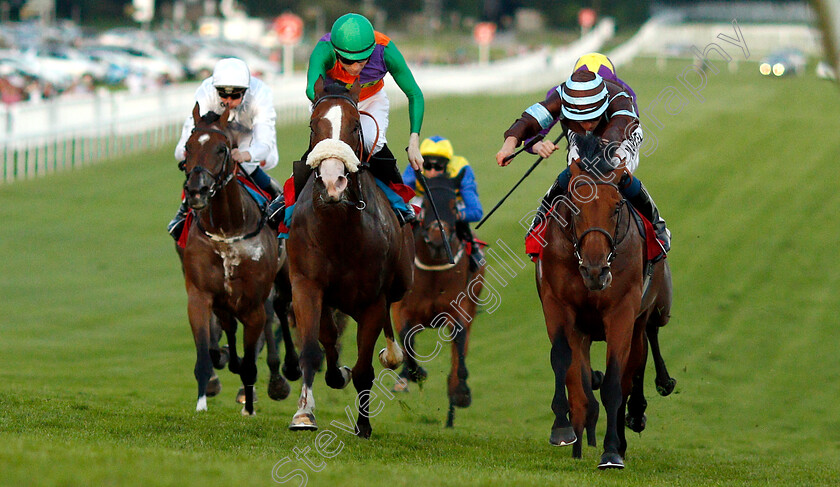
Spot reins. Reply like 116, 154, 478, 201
568, 180, 629, 268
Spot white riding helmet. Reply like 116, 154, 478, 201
212, 58, 250, 89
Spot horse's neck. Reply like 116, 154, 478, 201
201, 181, 254, 233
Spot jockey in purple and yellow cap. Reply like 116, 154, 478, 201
496, 61, 671, 259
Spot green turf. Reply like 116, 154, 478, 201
2, 59, 840, 486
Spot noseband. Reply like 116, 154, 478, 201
182, 126, 234, 198
570, 180, 627, 268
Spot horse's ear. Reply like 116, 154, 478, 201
314, 76, 326, 100
219, 105, 231, 130
349, 79, 361, 102
192, 102, 201, 124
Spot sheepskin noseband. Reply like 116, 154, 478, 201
306, 139, 360, 173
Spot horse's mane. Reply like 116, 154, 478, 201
577, 133, 616, 177
322, 81, 351, 97
199, 111, 222, 126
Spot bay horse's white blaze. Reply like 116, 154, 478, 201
324, 105, 343, 140
198, 134, 210, 145
378, 337, 404, 370
196, 395, 207, 411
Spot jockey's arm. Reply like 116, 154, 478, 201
237, 85, 278, 172
601, 87, 642, 173
305, 41, 336, 102
498, 90, 564, 165
383, 41, 424, 136
457, 165, 483, 222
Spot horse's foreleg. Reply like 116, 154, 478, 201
397, 321, 427, 388
567, 332, 594, 458
218, 312, 241, 374
626, 315, 650, 435
263, 297, 291, 401
187, 292, 214, 412
446, 320, 472, 427
378, 303, 403, 370
352, 300, 387, 439
238, 306, 266, 416
598, 304, 637, 470
542, 295, 576, 448
321, 307, 351, 390
288, 281, 322, 431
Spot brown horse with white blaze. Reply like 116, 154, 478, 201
286, 79, 414, 437
181, 103, 280, 415
537, 133, 673, 469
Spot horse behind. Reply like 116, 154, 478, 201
391, 176, 483, 427
537, 133, 674, 469
286, 79, 414, 437
180, 103, 282, 415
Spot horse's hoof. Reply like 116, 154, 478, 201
236, 387, 257, 405
205, 374, 222, 398
210, 346, 229, 370
268, 373, 291, 401
378, 347, 403, 370
550, 427, 577, 446
598, 452, 625, 470
656, 377, 676, 396
289, 412, 318, 431
591, 370, 604, 390
241, 406, 256, 416
357, 424, 372, 439
392, 378, 410, 393
402, 365, 427, 384
450, 382, 471, 408
282, 362, 302, 382
338, 366, 352, 389
625, 413, 646, 433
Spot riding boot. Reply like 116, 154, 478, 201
292, 148, 313, 198
456, 220, 483, 272
621, 177, 671, 253
266, 188, 286, 231
168, 200, 189, 241
367, 144, 415, 225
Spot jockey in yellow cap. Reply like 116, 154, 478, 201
404, 136, 485, 271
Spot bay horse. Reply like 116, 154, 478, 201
391, 176, 483, 427
180, 103, 287, 415
286, 79, 414, 437
537, 133, 673, 469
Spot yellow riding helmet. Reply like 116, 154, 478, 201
420, 136, 454, 160
573, 52, 617, 81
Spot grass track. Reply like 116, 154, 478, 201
1, 59, 840, 486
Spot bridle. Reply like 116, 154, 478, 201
569, 180, 628, 268
182, 124, 267, 243
182, 126, 235, 198
310, 93, 380, 211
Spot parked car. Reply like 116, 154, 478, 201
759, 49, 806, 77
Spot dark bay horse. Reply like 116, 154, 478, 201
537, 134, 673, 469
391, 176, 484, 427
180, 103, 284, 415
286, 79, 414, 437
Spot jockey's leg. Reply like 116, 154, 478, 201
246, 166, 281, 200
268, 149, 310, 232
527, 168, 572, 241
167, 197, 189, 241
455, 220, 483, 272
621, 175, 671, 253
366, 144, 416, 225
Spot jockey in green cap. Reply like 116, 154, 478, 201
267, 12, 424, 229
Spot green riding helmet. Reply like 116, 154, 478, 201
331, 13, 376, 61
